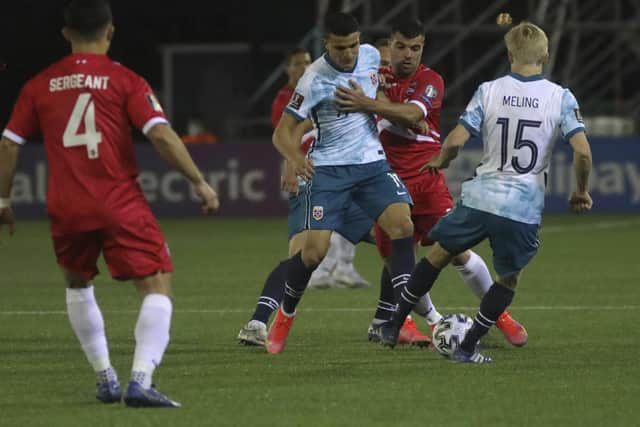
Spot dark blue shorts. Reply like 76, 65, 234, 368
288, 188, 373, 244
301, 160, 413, 232
428, 203, 540, 277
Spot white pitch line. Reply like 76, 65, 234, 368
0, 305, 638, 316
542, 220, 640, 234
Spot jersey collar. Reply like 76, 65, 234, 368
324, 53, 358, 73
508, 72, 544, 82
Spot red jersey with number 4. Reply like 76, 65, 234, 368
378, 64, 444, 181
3, 53, 167, 232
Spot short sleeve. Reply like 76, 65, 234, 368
284, 73, 316, 122
458, 84, 485, 137
408, 71, 444, 119
126, 75, 169, 135
560, 89, 586, 140
3, 81, 39, 144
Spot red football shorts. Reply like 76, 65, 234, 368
51, 210, 173, 281
375, 175, 454, 258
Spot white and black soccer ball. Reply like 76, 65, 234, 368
432, 313, 474, 357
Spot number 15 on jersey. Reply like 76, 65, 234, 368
63, 93, 102, 159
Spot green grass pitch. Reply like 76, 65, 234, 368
1, 214, 638, 426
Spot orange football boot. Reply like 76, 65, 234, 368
495, 310, 528, 347
265, 308, 296, 354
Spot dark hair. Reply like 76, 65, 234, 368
391, 18, 425, 39
64, 0, 112, 39
324, 13, 359, 37
374, 38, 390, 48
286, 47, 310, 65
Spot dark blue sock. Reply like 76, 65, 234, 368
391, 258, 441, 327
390, 237, 415, 302
281, 252, 315, 315
251, 260, 287, 324
461, 283, 515, 353
374, 266, 395, 322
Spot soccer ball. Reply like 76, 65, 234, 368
432, 313, 474, 357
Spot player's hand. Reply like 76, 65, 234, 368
569, 191, 592, 213
281, 173, 299, 194
194, 180, 220, 214
420, 154, 448, 175
410, 121, 430, 135
334, 80, 369, 112
0, 207, 15, 240
291, 154, 314, 181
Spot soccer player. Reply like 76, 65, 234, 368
271, 48, 370, 290
379, 21, 593, 363
266, 13, 416, 354
237, 119, 373, 346
0, 0, 219, 406
335, 19, 527, 346
374, 38, 392, 67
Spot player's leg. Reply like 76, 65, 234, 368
124, 271, 180, 407
376, 202, 415, 292
238, 232, 305, 346
328, 205, 371, 289
381, 204, 487, 348
100, 209, 179, 407
266, 229, 332, 354
331, 232, 371, 288
307, 232, 339, 289
367, 250, 431, 346
54, 231, 120, 403
266, 171, 350, 353
280, 171, 348, 315
452, 250, 528, 346
456, 215, 539, 361
284, 229, 332, 313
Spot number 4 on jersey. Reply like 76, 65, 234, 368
63, 93, 102, 159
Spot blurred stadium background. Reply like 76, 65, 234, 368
2, 0, 639, 218
2, 2, 640, 425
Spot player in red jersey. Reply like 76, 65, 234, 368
335, 19, 527, 347
0, 0, 218, 407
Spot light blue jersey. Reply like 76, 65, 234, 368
458, 73, 586, 224
284, 44, 385, 166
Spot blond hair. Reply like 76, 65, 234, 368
504, 21, 549, 65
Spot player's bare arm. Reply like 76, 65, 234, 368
421, 124, 471, 174
334, 79, 424, 127
146, 124, 219, 214
273, 113, 314, 181
280, 118, 314, 193
0, 137, 18, 237
281, 160, 299, 194
568, 131, 593, 213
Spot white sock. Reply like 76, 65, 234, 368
334, 233, 355, 266
66, 286, 112, 374
454, 250, 493, 299
131, 294, 172, 389
413, 293, 443, 326
314, 234, 340, 274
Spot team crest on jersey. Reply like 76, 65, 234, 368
146, 93, 164, 112
574, 108, 583, 123
370, 72, 378, 87
289, 92, 305, 110
312, 206, 324, 221
424, 85, 438, 99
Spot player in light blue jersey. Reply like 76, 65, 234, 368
266, 13, 419, 353
380, 21, 593, 363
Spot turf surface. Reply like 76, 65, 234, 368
1, 214, 638, 426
